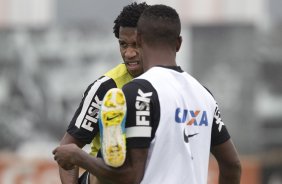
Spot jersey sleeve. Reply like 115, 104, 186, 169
67, 76, 116, 144
122, 79, 160, 149
210, 103, 231, 146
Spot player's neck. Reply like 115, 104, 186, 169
143, 47, 177, 71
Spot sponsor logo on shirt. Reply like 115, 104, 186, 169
214, 105, 224, 132
75, 95, 102, 131
175, 108, 208, 126
183, 129, 199, 143
176, 108, 205, 143
135, 89, 152, 126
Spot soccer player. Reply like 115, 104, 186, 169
55, 2, 149, 183
99, 4, 242, 183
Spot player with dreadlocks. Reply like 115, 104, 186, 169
54, 2, 149, 184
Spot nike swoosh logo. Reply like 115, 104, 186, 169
106, 115, 119, 121
183, 129, 199, 143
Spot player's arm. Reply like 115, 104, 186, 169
53, 143, 148, 184
210, 104, 241, 184
83, 80, 155, 183
58, 80, 100, 184
57, 77, 117, 183
59, 133, 85, 184
54, 80, 157, 183
211, 139, 241, 184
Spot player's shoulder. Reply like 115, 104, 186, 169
91, 75, 115, 87
83, 76, 116, 98
104, 63, 133, 88
122, 78, 157, 98
104, 63, 127, 75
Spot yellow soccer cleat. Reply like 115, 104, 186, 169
98, 88, 127, 167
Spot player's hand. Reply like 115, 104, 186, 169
52, 144, 79, 170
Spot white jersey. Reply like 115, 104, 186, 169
122, 66, 230, 184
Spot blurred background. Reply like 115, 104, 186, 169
0, 0, 281, 183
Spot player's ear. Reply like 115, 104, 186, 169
176, 36, 182, 52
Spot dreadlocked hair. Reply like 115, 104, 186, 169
113, 2, 149, 38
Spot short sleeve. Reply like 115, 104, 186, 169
210, 104, 230, 146
122, 79, 160, 149
67, 77, 116, 143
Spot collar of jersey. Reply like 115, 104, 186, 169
155, 65, 184, 73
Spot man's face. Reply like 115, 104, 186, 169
119, 27, 143, 77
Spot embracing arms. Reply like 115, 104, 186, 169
58, 133, 86, 184
53, 143, 148, 184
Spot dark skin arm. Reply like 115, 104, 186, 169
53, 143, 148, 184
211, 139, 241, 184
58, 132, 86, 184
